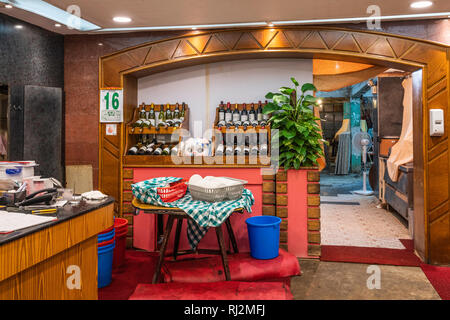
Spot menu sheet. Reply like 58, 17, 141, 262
0, 211, 56, 234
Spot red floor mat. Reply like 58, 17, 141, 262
129, 281, 293, 300
420, 264, 450, 300
98, 250, 159, 300
161, 249, 301, 283
320, 239, 422, 267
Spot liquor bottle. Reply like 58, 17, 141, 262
249, 103, 256, 122
225, 143, 234, 156
153, 143, 163, 155
263, 100, 270, 121
217, 119, 226, 128
148, 104, 156, 127
225, 102, 232, 123
234, 131, 244, 156
142, 108, 151, 129
158, 105, 167, 128
232, 104, 241, 124
259, 119, 267, 129
241, 104, 249, 122
180, 103, 186, 121
242, 119, 250, 130
145, 136, 157, 155
138, 143, 147, 155
257, 101, 263, 122
162, 144, 171, 155
132, 106, 146, 131
218, 101, 225, 123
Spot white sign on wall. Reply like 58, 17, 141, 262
100, 88, 123, 123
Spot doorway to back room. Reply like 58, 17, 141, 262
318, 69, 415, 251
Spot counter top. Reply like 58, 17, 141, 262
0, 197, 115, 246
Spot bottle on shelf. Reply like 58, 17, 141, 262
225, 102, 232, 123
180, 102, 186, 122
259, 119, 268, 129
148, 104, 156, 127
242, 119, 251, 130
218, 101, 225, 122
241, 103, 249, 122
232, 103, 241, 124
158, 105, 167, 129
243, 135, 250, 156
162, 144, 171, 155
165, 103, 173, 127
174, 103, 180, 120
257, 101, 263, 122
132, 106, 147, 132
263, 100, 270, 121
145, 136, 157, 155
127, 141, 142, 155
259, 129, 269, 156
217, 119, 226, 128
234, 131, 244, 156
153, 143, 163, 155
249, 103, 256, 122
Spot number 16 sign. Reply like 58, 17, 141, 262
100, 88, 123, 123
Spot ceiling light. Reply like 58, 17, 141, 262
4, 4, 12, 8
54, 23, 61, 27
410, 1, 433, 9
0, 0, 100, 31
267, 22, 274, 27
192, 27, 197, 30
113, 16, 132, 23
317, 99, 323, 105
98, 43, 103, 46
98, 21, 267, 32
15, 25, 23, 29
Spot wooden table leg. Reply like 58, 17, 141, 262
215, 225, 231, 281
173, 218, 183, 260
152, 215, 175, 284
225, 218, 239, 254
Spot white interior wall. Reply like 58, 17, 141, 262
138, 59, 313, 137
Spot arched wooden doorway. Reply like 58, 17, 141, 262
99, 26, 450, 265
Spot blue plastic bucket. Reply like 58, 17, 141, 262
98, 241, 115, 288
246, 216, 282, 260
98, 229, 115, 243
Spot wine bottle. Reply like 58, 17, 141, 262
232, 104, 241, 123
158, 105, 167, 128
242, 120, 250, 130
259, 119, 267, 129
174, 103, 180, 121
162, 144, 171, 155
153, 144, 163, 155
249, 103, 256, 122
241, 103, 249, 122
225, 102, 232, 123
257, 101, 263, 122
138, 143, 147, 155
263, 100, 270, 121
215, 143, 224, 156
148, 104, 156, 127
217, 120, 226, 128
218, 101, 225, 122
225, 143, 234, 156
180, 103, 186, 121
127, 143, 140, 155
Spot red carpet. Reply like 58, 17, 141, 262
320, 239, 422, 266
98, 250, 159, 300
129, 281, 293, 300
420, 264, 450, 300
99, 249, 299, 300
162, 249, 300, 283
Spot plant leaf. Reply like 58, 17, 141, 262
301, 83, 317, 93
291, 77, 299, 86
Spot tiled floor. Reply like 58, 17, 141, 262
291, 259, 441, 300
320, 173, 411, 249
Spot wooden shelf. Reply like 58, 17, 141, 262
123, 155, 271, 167
127, 126, 182, 135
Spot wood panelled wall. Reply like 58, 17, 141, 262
64, 19, 449, 189
98, 26, 449, 265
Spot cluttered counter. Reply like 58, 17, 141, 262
0, 196, 115, 300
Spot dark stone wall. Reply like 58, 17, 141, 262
0, 13, 64, 87
0, 13, 64, 180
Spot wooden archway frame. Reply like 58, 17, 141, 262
99, 26, 450, 265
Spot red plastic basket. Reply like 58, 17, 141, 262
157, 179, 188, 202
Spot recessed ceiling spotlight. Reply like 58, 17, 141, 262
15, 25, 23, 29
54, 23, 61, 27
113, 16, 132, 23
267, 22, 274, 27
98, 43, 103, 46
5, 4, 13, 9
410, 1, 433, 9
191, 27, 197, 30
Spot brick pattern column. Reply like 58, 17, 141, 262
307, 170, 321, 257
262, 169, 276, 218
276, 170, 288, 251
122, 169, 134, 249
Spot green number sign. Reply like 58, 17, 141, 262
100, 89, 123, 122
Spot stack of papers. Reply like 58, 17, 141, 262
0, 211, 56, 234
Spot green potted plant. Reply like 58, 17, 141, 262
263, 77, 325, 170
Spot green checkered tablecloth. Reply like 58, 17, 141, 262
131, 177, 254, 249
